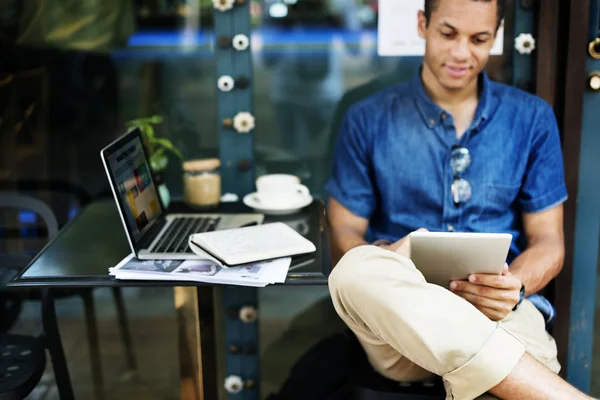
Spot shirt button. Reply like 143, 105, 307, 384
447, 224, 454, 231
429, 119, 435, 126
441, 113, 447, 120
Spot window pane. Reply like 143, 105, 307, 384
2, 1, 218, 201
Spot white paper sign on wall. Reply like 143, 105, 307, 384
377, 0, 504, 56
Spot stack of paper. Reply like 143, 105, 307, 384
109, 254, 291, 287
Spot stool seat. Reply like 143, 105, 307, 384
352, 356, 446, 400
0, 334, 47, 400
354, 378, 446, 400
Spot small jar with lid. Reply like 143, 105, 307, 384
183, 158, 221, 208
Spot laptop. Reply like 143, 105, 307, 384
100, 128, 264, 260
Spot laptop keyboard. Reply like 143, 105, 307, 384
153, 216, 220, 254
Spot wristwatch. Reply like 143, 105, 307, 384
372, 239, 393, 248
513, 283, 526, 311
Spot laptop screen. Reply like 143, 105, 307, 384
104, 132, 163, 244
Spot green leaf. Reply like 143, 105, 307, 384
149, 115, 164, 124
150, 152, 169, 172
126, 115, 163, 126
153, 137, 184, 161
124, 115, 182, 167
140, 125, 155, 141
126, 119, 146, 126
152, 147, 166, 157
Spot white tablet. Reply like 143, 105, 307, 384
409, 231, 513, 288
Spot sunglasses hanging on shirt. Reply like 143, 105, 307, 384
450, 146, 472, 206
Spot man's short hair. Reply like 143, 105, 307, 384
424, 0, 506, 30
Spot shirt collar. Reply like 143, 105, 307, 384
410, 69, 496, 130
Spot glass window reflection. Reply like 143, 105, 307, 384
3, 0, 219, 200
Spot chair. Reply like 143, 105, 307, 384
0, 184, 137, 400
0, 194, 74, 399
351, 359, 445, 400
0, 333, 47, 400
343, 328, 445, 400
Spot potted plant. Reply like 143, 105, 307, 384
125, 115, 183, 207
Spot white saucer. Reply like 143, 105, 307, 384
243, 192, 313, 216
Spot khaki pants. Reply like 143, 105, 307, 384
328, 246, 560, 400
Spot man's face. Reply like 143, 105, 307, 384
418, 0, 499, 91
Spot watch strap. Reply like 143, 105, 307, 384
513, 283, 525, 311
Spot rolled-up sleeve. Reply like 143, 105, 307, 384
518, 104, 568, 213
325, 106, 376, 219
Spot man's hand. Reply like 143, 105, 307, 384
449, 264, 522, 321
377, 228, 429, 258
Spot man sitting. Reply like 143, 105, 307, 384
325, 0, 594, 398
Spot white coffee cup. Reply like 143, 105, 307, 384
284, 218, 310, 236
254, 174, 310, 209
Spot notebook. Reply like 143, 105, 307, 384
188, 222, 316, 265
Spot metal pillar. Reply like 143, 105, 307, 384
214, 1, 259, 398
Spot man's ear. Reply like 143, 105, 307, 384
494, 19, 505, 38
417, 10, 428, 40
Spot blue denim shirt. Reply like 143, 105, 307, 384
325, 71, 568, 327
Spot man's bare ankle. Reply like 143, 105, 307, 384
489, 353, 591, 400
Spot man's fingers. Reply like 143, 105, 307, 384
453, 291, 509, 312
467, 273, 520, 290
450, 281, 520, 304
472, 305, 505, 321
390, 237, 411, 258
453, 292, 509, 321
449, 280, 498, 295
391, 228, 428, 257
